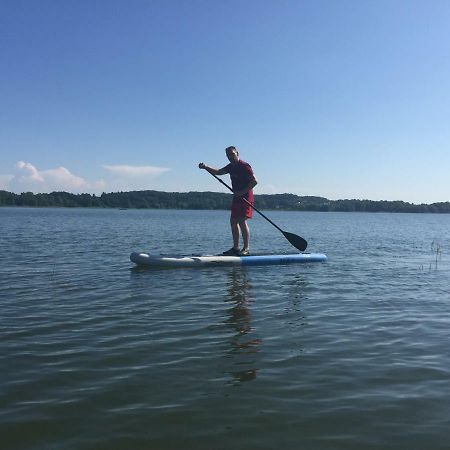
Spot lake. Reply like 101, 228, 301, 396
1, 207, 450, 449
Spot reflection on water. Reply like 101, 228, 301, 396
284, 274, 309, 333
224, 268, 261, 384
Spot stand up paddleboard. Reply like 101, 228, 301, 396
130, 252, 327, 268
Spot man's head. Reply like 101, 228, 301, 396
225, 146, 239, 164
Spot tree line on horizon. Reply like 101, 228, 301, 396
1, 189, 450, 213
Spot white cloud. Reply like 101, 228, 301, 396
16, 161, 44, 182
3, 161, 98, 194
100, 164, 172, 192
0, 161, 171, 194
0, 174, 14, 190
103, 165, 171, 177
258, 184, 279, 194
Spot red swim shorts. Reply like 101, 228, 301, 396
231, 197, 253, 219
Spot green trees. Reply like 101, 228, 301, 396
0, 190, 449, 213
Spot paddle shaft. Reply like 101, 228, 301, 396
204, 169, 308, 251
209, 172, 284, 233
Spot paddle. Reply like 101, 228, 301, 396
206, 171, 308, 252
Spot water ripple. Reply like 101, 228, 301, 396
1, 209, 450, 449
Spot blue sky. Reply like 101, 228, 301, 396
1, 0, 450, 203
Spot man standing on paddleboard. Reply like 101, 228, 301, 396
199, 146, 258, 256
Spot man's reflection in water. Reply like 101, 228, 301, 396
224, 267, 261, 384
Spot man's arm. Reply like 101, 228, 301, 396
234, 177, 258, 197
198, 163, 228, 176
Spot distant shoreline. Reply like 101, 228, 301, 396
1, 189, 449, 213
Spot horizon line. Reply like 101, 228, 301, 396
1, 189, 449, 206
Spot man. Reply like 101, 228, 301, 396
199, 146, 258, 256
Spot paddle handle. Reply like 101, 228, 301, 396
209, 172, 284, 234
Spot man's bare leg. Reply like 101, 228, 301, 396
239, 218, 250, 251
230, 217, 240, 250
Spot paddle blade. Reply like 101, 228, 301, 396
283, 231, 308, 252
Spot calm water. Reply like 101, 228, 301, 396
1, 207, 450, 449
